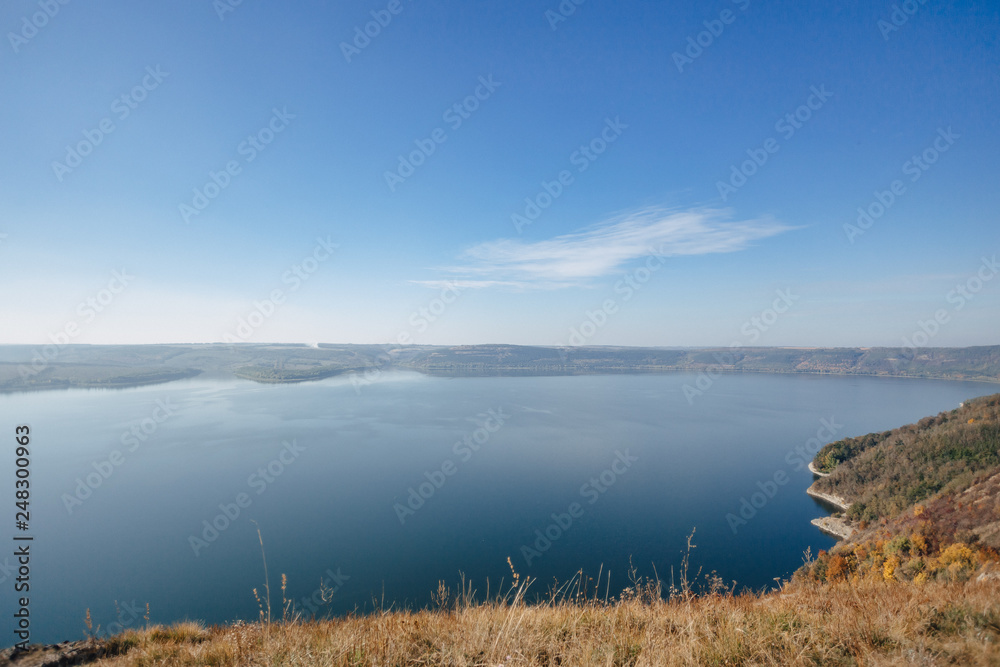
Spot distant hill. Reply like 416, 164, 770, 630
1, 343, 999, 392
0, 362, 200, 392
398, 344, 1000, 381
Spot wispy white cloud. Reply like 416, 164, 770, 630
416, 207, 794, 289
409, 279, 537, 290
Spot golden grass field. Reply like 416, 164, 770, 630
76, 569, 1000, 667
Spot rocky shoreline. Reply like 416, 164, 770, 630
0, 640, 108, 666
806, 484, 851, 512
810, 516, 855, 540
806, 477, 855, 541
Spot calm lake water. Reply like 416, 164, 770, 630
1, 371, 995, 643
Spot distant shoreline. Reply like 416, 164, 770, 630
3, 343, 999, 393
0, 366, 1000, 394
4, 364, 1000, 394
0, 368, 201, 394
412, 365, 1000, 386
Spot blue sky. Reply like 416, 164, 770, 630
1, 0, 998, 347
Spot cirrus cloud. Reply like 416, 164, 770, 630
413, 207, 795, 290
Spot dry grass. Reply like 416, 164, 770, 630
86, 574, 1000, 666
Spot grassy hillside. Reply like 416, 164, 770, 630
231, 364, 358, 383
0, 362, 200, 392
811, 394, 1000, 523
800, 394, 1000, 594
13, 575, 998, 666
